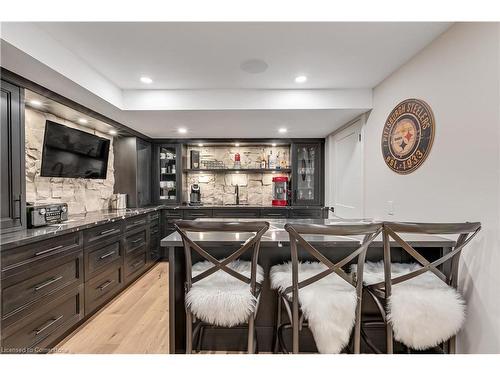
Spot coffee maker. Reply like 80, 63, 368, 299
189, 184, 202, 206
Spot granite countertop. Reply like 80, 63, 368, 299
0, 206, 163, 250
161, 218, 455, 248
165, 204, 328, 210
0, 204, 328, 250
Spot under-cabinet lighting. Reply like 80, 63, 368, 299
109, 129, 117, 135
29, 99, 43, 107
178, 128, 187, 134
279, 128, 287, 133
78, 118, 88, 124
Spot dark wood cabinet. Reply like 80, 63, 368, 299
0, 79, 25, 233
291, 142, 323, 206
154, 144, 183, 205
114, 137, 152, 208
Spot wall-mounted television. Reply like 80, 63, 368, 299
40, 120, 110, 179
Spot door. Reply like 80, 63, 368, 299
1, 80, 25, 232
332, 120, 364, 218
292, 142, 322, 206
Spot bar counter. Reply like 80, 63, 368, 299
161, 218, 455, 353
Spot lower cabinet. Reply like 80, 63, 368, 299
85, 262, 123, 315
0, 212, 163, 352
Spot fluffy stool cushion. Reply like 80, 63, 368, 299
362, 261, 466, 350
270, 262, 357, 353
186, 260, 264, 327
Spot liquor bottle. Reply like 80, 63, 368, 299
268, 150, 274, 169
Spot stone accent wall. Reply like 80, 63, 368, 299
25, 108, 115, 214
186, 145, 290, 205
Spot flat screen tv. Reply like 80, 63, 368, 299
41, 120, 110, 179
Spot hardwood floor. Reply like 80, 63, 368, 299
55, 262, 169, 354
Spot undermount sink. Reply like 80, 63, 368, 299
224, 203, 250, 206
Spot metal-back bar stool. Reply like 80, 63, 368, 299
175, 220, 270, 354
272, 222, 382, 354
363, 221, 481, 354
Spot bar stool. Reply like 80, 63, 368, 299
270, 222, 382, 354
361, 221, 481, 354
175, 220, 270, 354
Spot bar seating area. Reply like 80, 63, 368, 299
171, 219, 481, 354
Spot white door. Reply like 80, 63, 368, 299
332, 119, 364, 218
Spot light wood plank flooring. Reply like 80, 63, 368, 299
55, 262, 169, 354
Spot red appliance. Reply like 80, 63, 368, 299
272, 176, 289, 206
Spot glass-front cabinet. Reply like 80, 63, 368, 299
155, 144, 182, 204
292, 142, 322, 206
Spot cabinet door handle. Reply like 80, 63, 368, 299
99, 250, 116, 260
132, 238, 143, 244
266, 213, 284, 216
13, 194, 22, 220
35, 245, 63, 256
100, 228, 118, 236
131, 260, 143, 269
133, 220, 145, 225
34, 315, 64, 336
97, 280, 114, 291
33, 276, 63, 291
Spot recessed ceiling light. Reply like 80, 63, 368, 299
109, 129, 117, 135
78, 118, 88, 124
140, 76, 153, 84
279, 128, 288, 133
29, 99, 42, 107
198, 143, 204, 147
295, 75, 307, 83
272, 143, 277, 147
178, 128, 187, 134
235, 143, 240, 147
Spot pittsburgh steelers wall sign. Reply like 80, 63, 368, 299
381, 98, 435, 174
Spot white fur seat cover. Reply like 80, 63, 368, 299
186, 260, 264, 327
362, 261, 466, 350
270, 262, 357, 354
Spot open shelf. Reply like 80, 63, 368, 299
183, 168, 292, 174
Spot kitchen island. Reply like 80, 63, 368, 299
161, 218, 455, 353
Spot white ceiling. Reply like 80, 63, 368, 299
121, 109, 367, 138
1, 22, 451, 138
35, 22, 451, 90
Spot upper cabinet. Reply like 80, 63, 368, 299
154, 144, 183, 205
114, 137, 152, 208
291, 142, 323, 206
1, 79, 26, 232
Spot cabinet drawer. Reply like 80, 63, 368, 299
149, 212, 160, 222
2, 254, 81, 318
149, 234, 161, 263
83, 221, 122, 246
125, 215, 148, 231
86, 241, 122, 280
183, 209, 212, 220
289, 209, 323, 219
212, 208, 259, 218
150, 224, 160, 237
125, 230, 147, 255
1, 232, 81, 272
2, 287, 83, 351
85, 263, 123, 315
125, 252, 147, 279
260, 208, 289, 218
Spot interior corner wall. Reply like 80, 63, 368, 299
363, 23, 500, 353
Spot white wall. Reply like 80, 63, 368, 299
362, 23, 500, 353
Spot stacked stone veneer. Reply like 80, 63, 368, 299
25, 108, 115, 214
185, 145, 290, 205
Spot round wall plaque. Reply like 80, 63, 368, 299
381, 98, 435, 174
